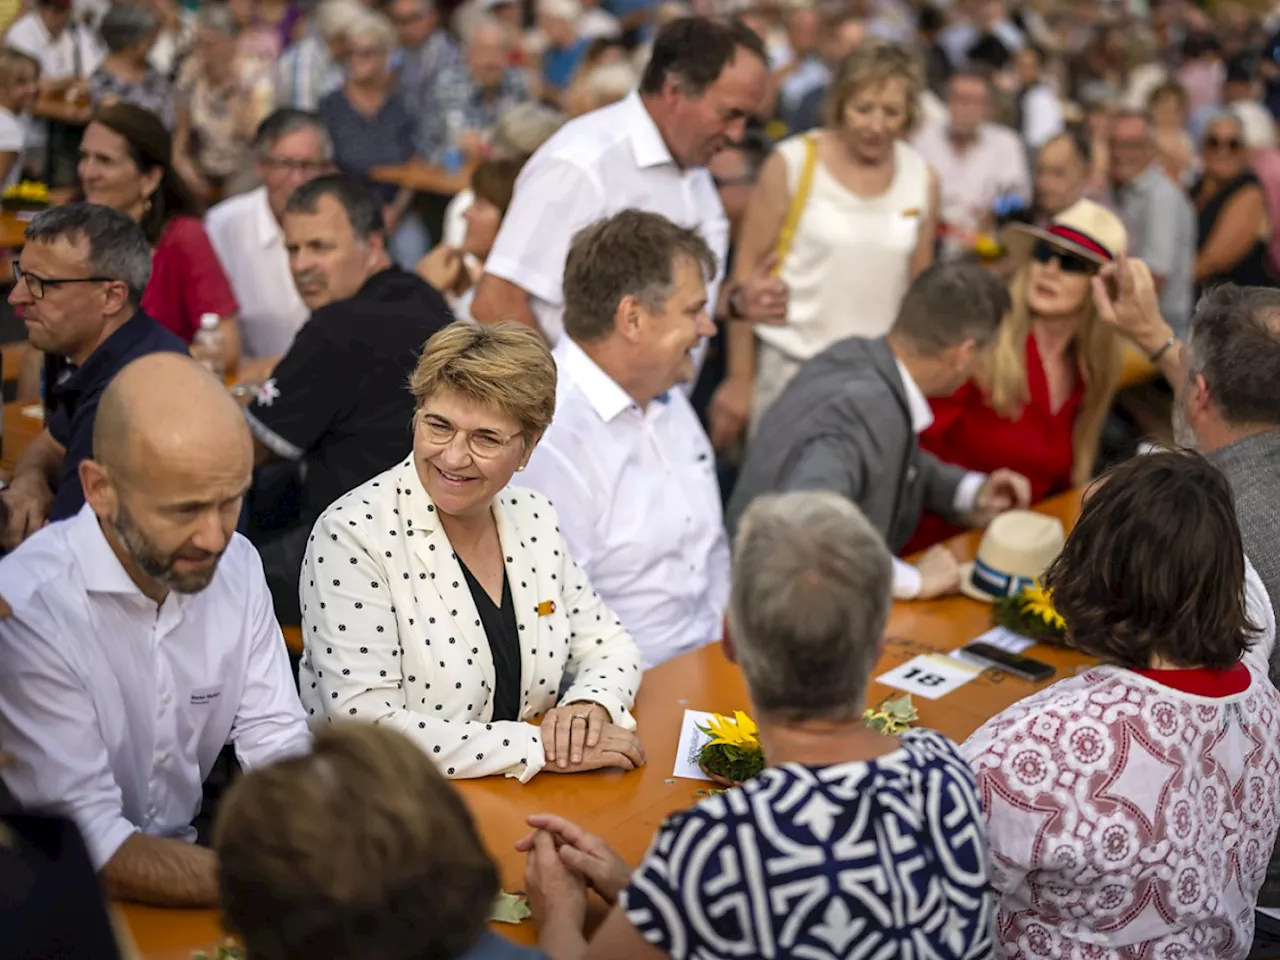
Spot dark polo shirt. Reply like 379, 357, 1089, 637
43, 309, 187, 522
244, 267, 453, 521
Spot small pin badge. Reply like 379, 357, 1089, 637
536, 600, 556, 617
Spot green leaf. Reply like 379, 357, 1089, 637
491, 891, 532, 924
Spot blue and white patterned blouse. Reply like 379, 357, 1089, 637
622, 728, 994, 959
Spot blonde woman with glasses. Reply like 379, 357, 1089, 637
710, 39, 939, 449
298, 322, 644, 783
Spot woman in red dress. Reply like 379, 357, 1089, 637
906, 199, 1126, 551
77, 101, 241, 370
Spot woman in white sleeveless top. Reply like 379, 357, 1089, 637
709, 40, 938, 445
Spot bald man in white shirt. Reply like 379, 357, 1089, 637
0, 353, 310, 908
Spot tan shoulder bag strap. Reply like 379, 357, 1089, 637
771, 133, 819, 275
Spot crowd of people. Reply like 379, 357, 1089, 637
2, 0, 1280, 958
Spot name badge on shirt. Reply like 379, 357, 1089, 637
190, 686, 223, 706
536, 601, 556, 617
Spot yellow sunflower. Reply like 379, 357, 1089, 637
700, 711, 759, 748
1021, 583, 1066, 631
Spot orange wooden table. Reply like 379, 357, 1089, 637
370, 160, 474, 196
0, 212, 28, 248
1, 399, 42, 472
121, 491, 1089, 958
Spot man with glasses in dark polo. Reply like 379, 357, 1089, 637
0, 203, 185, 550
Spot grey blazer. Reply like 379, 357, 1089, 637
727, 337, 967, 550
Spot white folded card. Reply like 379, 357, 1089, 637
876, 654, 982, 700
672, 709, 716, 781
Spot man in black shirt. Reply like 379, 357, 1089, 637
244, 175, 453, 623
0, 204, 185, 549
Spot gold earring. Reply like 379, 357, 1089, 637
142, 195, 152, 215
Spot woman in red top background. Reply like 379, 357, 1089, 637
905, 200, 1126, 552
77, 101, 241, 370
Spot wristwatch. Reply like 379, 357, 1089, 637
727, 283, 747, 321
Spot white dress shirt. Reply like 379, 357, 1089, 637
484, 92, 730, 345
205, 186, 310, 358
912, 120, 1031, 255
0, 506, 310, 869
520, 340, 732, 669
5, 13, 101, 81
894, 358, 984, 600
298, 459, 642, 783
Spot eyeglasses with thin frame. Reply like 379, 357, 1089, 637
11, 260, 116, 300
258, 156, 330, 175
416, 412, 522, 459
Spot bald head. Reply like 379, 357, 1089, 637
94, 353, 251, 479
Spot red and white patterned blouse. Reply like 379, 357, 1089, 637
963, 565, 1280, 960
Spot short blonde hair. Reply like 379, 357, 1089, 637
825, 39, 925, 133
409, 322, 556, 436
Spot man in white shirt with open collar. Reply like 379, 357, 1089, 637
0, 353, 310, 908
472, 15, 787, 346
519, 210, 730, 670
205, 109, 334, 374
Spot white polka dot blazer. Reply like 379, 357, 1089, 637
297, 458, 642, 782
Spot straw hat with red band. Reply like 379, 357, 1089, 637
1002, 199, 1129, 269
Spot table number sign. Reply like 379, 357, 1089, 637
876, 654, 981, 700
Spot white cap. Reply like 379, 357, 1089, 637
199, 312, 220, 330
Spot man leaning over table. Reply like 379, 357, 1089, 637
471, 16, 788, 346
0, 353, 310, 908
729, 261, 1033, 600
0, 203, 186, 551
519, 210, 730, 670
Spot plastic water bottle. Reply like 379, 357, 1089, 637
191, 312, 226, 380
442, 108, 465, 174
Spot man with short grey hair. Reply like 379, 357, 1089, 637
1093, 263, 1280, 954
729, 261, 1032, 601
520, 209, 730, 670
0, 203, 185, 549
1106, 110, 1195, 336
206, 109, 334, 365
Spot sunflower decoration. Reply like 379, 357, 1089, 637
993, 582, 1068, 645
697, 710, 762, 786
696, 697, 920, 787
1, 180, 50, 212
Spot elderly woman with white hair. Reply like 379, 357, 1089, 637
536, 0, 588, 107
318, 9, 429, 268
90, 3, 174, 127
1193, 109, 1274, 291
271, 0, 365, 110
519, 491, 995, 959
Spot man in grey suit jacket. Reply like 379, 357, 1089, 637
729, 261, 1033, 600
1092, 262, 1280, 944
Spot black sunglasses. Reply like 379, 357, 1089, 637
1031, 239, 1097, 275
1205, 135, 1243, 152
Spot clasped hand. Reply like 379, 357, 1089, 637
540, 702, 646, 773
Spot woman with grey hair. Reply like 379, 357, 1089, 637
173, 3, 270, 198
89, 3, 174, 128
519, 491, 995, 960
